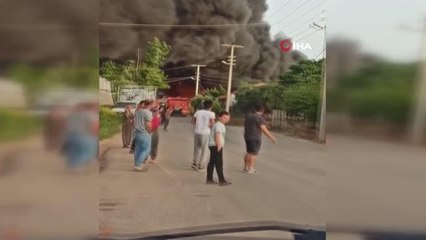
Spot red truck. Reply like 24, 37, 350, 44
166, 97, 191, 116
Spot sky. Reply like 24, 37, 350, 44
265, 0, 327, 60
266, 0, 426, 62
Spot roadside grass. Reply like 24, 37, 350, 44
100, 107, 121, 140
0, 109, 42, 142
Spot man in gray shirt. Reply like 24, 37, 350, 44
133, 100, 154, 171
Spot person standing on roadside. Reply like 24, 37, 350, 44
149, 107, 161, 162
133, 100, 154, 172
122, 105, 134, 148
163, 106, 173, 131
206, 111, 232, 186
191, 100, 215, 172
243, 104, 277, 174
129, 100, 145, 154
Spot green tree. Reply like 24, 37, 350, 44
137, 38, 171, 89
280, 59, 323, 87
279, 60, 323, 122
204, 86, 226, 98
100, 38, 171, 90
235, 84, 286, 113
191, 96, 222, 114
329, 62, 416, 124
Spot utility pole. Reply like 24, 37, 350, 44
222, 44, 244, 112
191, 64, 206, 96
410, 19, 426, 143
311, 22, 326, 143
135, 48, 141, 84
136, 48, 141, 70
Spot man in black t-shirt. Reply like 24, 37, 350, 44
243, 104, 277, 174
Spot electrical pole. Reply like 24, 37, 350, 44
191, 64, 206, 96
311, 22, 326, 143
222, 44, 244, 112
135, 48, 141, 84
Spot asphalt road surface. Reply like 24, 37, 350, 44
100, 117, 326, 235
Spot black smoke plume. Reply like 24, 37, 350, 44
100, 0, 303, 83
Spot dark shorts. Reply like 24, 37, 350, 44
245, 139, 261, 155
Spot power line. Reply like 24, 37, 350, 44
99, 22, 268, 28
283, 10, 325, 35
289, 27, 313, 39
279, 1, 325, 30
200, 74, 228, 80
294, 28, 320, 42
270, 0, 315, 26
267, 0, 292, 21
162, 65, 193, 71
314, 48, 326, 60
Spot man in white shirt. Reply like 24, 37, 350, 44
191, 100, 215, 171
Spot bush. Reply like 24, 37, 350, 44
235, 85, 286, 113
99, 107, 121, 140
284, 84, 320, 122
235, 83, 320, 123
191, 96, 222, 114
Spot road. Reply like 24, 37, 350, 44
100, 117, 326, 235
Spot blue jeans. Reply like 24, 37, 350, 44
64, 133, 98, 168
134, 130, 152, 167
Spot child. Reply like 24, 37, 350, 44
206, 111, 232, 186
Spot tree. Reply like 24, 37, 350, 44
280, 59, 323, 87
100, 38, 171, 89
137, 38, 171, 89
235, 84, 286, 114
278, 60, 323, 122
204, 86, 226, 98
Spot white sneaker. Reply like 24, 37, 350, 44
134, 165, 144, 171
247, 168, 256, 174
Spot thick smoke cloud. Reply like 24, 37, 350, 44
99, 0, 302, 81
0, 0, 98, 64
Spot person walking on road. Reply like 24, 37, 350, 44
122, 105, 134, 148
149, 107, 161, 161
244, 104, 277, 174
206, 111, 232, 186
133, 100, 154, 172
163, 106, 173, 131
191, 100, 215, 171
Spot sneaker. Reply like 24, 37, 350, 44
243, 167, 249, 173
219, 181, 232, 186
206, 180, 218, 185
197, 167, 206, 172
247, 168, 256, 174
191, 163, 198, 170
134, 165, 144, 171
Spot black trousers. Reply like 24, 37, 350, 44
163, 118, 170, 130
207, 147, 225, 182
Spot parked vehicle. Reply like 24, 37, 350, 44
167, 97, 190, 116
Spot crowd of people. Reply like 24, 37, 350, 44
122, 98, 277, 188
191, 100, 277, 187
121, 100, 173, 172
